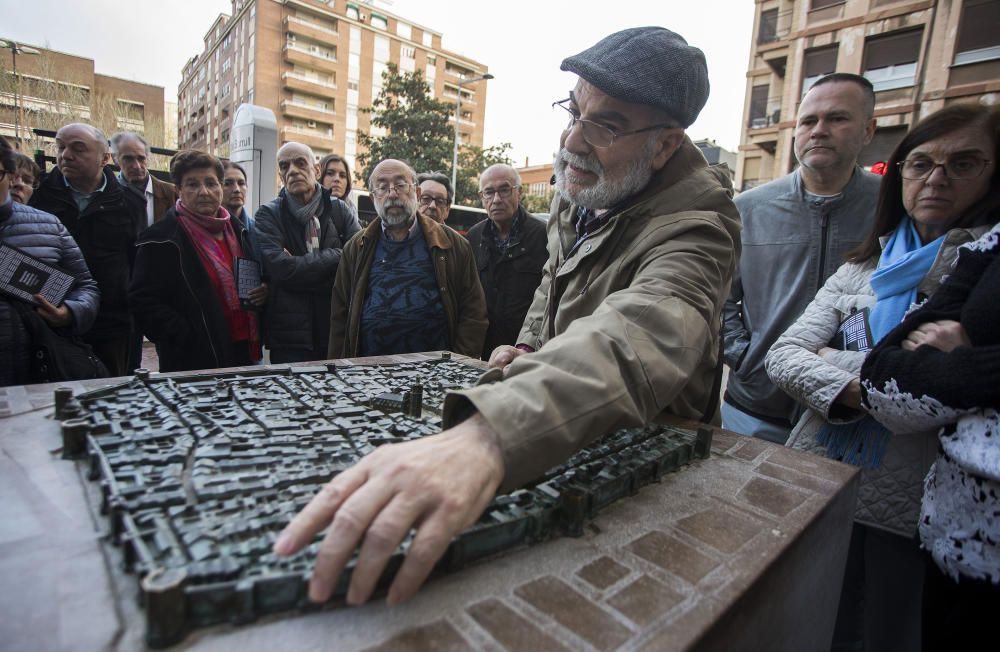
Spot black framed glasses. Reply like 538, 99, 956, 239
553, 99, 678, 148
478, 185, 518, 201
898, 155, 992, 181
371, 181, 414, 199
419, 195, 449, 208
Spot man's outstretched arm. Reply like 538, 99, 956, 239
273, 413, 505, 605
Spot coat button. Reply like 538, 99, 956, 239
584, 244, 592, 252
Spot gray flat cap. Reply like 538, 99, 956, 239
561, 26, 709, 128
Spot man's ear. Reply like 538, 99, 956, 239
862, 117, 876, 146
651, 128, 686, 171
101, 150, 112, 167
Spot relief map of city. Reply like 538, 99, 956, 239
54, 355, 712, 647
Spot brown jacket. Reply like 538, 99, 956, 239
151, 175, 177, 224
328, 213, 487, 358
444, 138, 742, 491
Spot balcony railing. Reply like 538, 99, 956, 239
747, 109, 781, 129
286, 15, 338, 38
284, 71, 336, 88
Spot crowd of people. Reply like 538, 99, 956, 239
0, 24, 996, 651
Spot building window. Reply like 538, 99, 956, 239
222, 34, 232, 50
222, 59, 231, 74
811, 0, 843, 8
859, 125, 908, 168
371, 13, 388, 30
748, 84, 770, 128
802, 45, 837, 95
422, 31, 432, 47
954, 0, 1000, 65
397, 22, 412, 40
346, 4, 359, 20
863, 29, 922, 92
374, 36, 389, 63
758, 8, 778, 44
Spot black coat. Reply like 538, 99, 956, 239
254, 187, 361, 353
466, 208, 549, 358
129, 210, 257, 372
30, 166, 146, 339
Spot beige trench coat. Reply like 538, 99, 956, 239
445, 139, 742, 491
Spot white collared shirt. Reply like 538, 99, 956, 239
119, 172, 155, 226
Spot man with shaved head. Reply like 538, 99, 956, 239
30, 122, 146, 375
255, 142, 361, 363
466, 163, 548, 358
327, 158, 486, 358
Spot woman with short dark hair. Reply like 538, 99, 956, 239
220, 159, 262, 260
129, 149, 265, 372
9, 152, 41, 205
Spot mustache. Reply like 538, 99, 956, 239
556, 149, 603, 176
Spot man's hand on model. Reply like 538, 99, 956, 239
487, 344, 526, 370
273, 412, 505, 606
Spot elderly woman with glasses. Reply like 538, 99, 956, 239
129, 150, 267, 372
764, 103, 1000, 650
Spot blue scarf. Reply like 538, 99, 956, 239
817, 217, 944, 468
868, 217, 945, 342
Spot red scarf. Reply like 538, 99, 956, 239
175, 200, 261, 362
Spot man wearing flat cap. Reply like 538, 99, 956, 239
274, 27, 741, 607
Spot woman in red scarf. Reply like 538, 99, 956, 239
129, 150, 264, 372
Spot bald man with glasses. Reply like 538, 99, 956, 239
327, 158, 486, 359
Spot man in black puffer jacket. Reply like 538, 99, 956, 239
255, 142, 361, 363
29, 123, 145, 376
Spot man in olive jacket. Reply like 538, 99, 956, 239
327, 159, 486, 359
276, 27, 741, 607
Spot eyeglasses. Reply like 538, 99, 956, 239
898, 155, 992, 181
553, 99, 678, 149
371, 181, 414, 198
478, 185, 518, 201
419, 195, 449, 209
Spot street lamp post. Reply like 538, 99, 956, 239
450, 73, 493, 192
0, 39, 41, 149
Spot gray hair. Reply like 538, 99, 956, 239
368, 159, 417, 190
57, 123, 110, 153
109, 132, 150, 158
480, 163, 522, 189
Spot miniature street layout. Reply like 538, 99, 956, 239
55, 357, 712, 648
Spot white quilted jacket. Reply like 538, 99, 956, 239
765, 225, 989, 536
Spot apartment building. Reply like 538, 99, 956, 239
178, 0, 490, 173
0, 41, 165, 149
737, 0, 1000, 190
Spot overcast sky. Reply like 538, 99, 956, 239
2, 0, 755, 166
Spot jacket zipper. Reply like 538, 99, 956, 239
818, 210, 830, 292
137, 238, 220, 367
